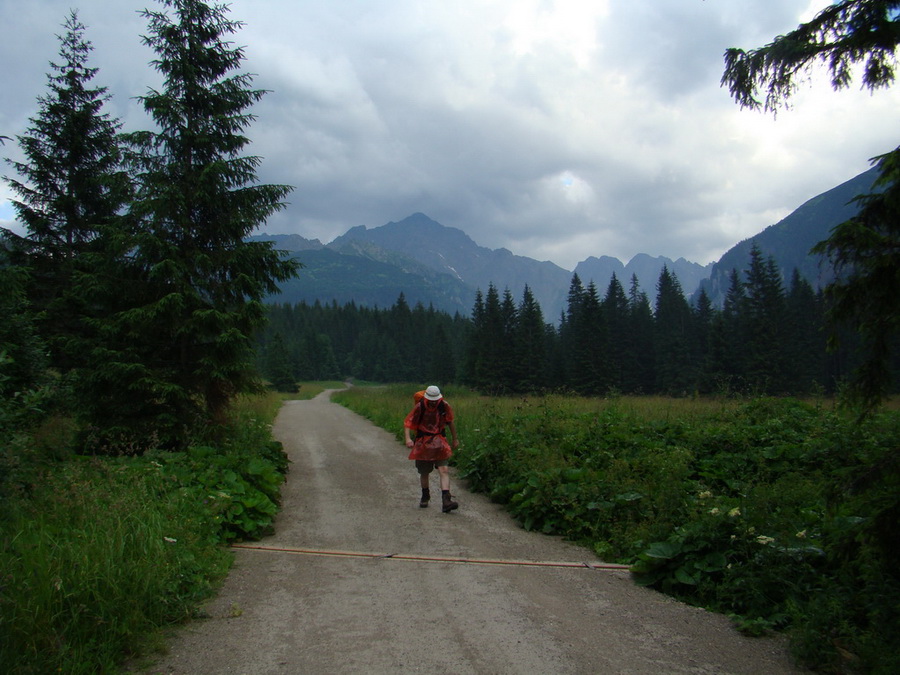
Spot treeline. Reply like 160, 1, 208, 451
258, 295, 470, 389
469, 245, 849, 396
258, 244, 894, 397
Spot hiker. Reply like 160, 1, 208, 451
404, 385, 460, 512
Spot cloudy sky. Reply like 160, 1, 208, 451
2, 0, 898, 270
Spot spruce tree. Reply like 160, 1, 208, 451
388, 293, 416, 380
84, 0, 298, 449
559, 273, 584, 389
3, 11, 131, 373
425, 325, 456, 384
565, 273, 586, 326
465, 285, 508, 393
707, 269, 748, 393
627, 274, 655, 393
262, 332, 298, 392
691, 287, 717, 393
743, 245, 787, 393
654, 266, 693, 394
568, 280, 607, 395
602, 274, 629, 392
498, 288, 519, 391
464, 289, 488, 388
784, 269, 825, 393
515, 285, 548, 392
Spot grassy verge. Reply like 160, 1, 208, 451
290, 380, 349, 400
334, 385, 900, 673
0, 391, 290, 675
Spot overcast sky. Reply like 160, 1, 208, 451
2, 0, 898, 270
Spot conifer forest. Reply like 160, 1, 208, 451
257, 244, 888, 398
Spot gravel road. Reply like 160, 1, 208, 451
142, 389, 803, 674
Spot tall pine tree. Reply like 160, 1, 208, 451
743, 245, 787, 393
602, 274, 629, 392
706, 269, 747, 393
3, 11, 132, 373
568, 280, 608, 395
465, 285, 510, 393
654, 266, 693, 394
784, 269, 825, 393
82, 0, 299, 449
627, 274, 655, 393
514, 285, 548, 392
464, 289, 488, 389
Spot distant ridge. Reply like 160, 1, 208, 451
254, 166, 877, 317
575, 254, 713, 303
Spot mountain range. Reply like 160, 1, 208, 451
255, 167, 879, 320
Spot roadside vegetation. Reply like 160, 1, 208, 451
335, 384, 900, 674
0, 392, 293, 675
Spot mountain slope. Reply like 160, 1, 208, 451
330, 212, 572, 318
696, 167, 878, 305
263, 247, 476, 315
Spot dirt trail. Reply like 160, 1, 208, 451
143, 390, 803, 674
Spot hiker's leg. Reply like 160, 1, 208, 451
416, 460, 434, 481
437, 464, 450, 491
437, 465, 458, 512
415, 461, 433, 507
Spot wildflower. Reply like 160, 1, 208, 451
709, 507, 721, 516
755, 535, 775, 545
164, 537, 177, 543
728, 507, 741, 518
796, 530, 807, 539
698, 491, 712, 499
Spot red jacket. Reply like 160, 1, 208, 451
404, 399, 454, 461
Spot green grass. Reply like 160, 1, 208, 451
1, 457, 232, 674
0, 392, 291, 675
292, 380, 349, 400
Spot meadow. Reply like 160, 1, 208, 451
333, 384, 900, 673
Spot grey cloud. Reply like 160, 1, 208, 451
3, 0, 899, 272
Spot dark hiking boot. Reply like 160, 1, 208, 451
419, 489, 430, 508
441, 491, 458, 513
